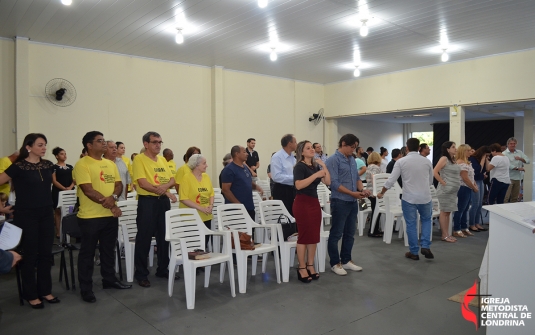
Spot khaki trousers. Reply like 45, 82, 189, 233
504, 179, 521, 203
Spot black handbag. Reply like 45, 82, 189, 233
277, 214, 297, 241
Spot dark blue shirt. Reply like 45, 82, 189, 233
469, 157, 485, 181
220, 162, 254, 210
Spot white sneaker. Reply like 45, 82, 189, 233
331, 263, 347, 276
342, 260, 363, 272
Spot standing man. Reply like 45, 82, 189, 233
245, 138, 260, 179
377, 138, 434, 261
74, 131, 132, 303
221, 146, 263, 220
386, 148, 403, 188
313, 143, 328, 162
326, 134, 370, 276
419, 143, 431, 157
271, 134, 297, 215
163, 148, 177, 176
503, 137, 530, 203
132, 132, 177, 288
103, 141, 131, 201
0, 151, 19, 197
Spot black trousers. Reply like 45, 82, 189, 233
273, 183, 295, 216
15, 207, 54, 300
368, 197, 382, 235
77, 216, 118, 292
134, 195, 170, 281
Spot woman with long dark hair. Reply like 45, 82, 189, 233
487, 143, 510, 204
293, 140, 330, 283
468, 146, 490, 231
0, 133, 59, 308
379, 147, 389, 173
433, 141, 460, 243
51, 147, 74, 238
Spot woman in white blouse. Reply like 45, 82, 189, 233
365, 152, 384, 237
452, 145, 479, 238
379, 147, 389, 173
487, 143, 510, 204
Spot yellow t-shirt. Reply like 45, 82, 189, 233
132, 153, 173, 196
179, 172, 214, 222
168, 160, 177, 176
73, 156, 121, 219
175, 164, 192, 185
0, 157, 12, 195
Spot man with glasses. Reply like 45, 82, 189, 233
132, 131, 177, 288
326, 134, 370, 276
74, 131, 131, 303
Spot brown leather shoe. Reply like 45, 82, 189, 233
405, 252, 419, 260
420, 248, 434, 259
137, 279, 151, 288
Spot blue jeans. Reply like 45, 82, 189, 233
453, 186, 472, 231
469, 180, 484, 225
488, 178, 509, 204
401, 200, 432, 255
328, 198, 359, 267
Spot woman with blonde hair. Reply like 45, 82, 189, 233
293, 140, 330, 283
365, 152, 384, 237
434, 141, 460, 243
452, 144, 479, 238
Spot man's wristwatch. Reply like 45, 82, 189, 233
112, 194, 118, 201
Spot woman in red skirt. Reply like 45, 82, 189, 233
293, 140, 331, 283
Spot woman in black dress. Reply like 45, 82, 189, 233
0, 133, 60, 308
293, 140, 331, 283
51, 147, 74, 238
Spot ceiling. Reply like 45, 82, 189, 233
1, 0, 535, 84
346, 100, 535, 124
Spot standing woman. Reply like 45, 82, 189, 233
175, 146, 201, 193
116, 142, 132, 191
379, 147, 389, 173
0, 133, 59, 308
51, 147, 74, 239
433, 141, 460, 243
179, 154, 214, 248
487, 143, 510, 204
452, 145, 479, 238
293, 140, 331, 283
365, 152, 384, 237
468, 146, 490, 231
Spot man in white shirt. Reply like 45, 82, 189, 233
503, 137, 530, 203
270, 134, 297, 215
377, 138, 434, 261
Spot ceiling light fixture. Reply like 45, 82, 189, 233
61, 0, 72, 5
175, 28, 184, 44
441, 49, 449, 62
360, 20, 369, 37
270, 48, 278, 61
258, 0, 268, 8
353, 65, 361, 77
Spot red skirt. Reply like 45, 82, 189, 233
292, 194, 322, 244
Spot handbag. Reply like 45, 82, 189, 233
358, 199, 368, 211
277, 214, 297, 241
226, 227, 256, 250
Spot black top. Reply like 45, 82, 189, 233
245, 148, 259, 169
293, 161, 321, 198
469, 157, 485, 181
386, 159, 403, 187
53, 164, 74, 190
5, 159, 55, 209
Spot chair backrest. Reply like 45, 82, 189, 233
252, 192, 263, 223
258, 200, 294, 243
213, 187, 222, 194
62, 213, 82, 239
211, 194, 225, 231
255, 180, 271, 198
118, 200, 138, 244
57, 190, 77, 212
372, 173, 391, 196
216, 204, 255, 235
165, 209, 205, 259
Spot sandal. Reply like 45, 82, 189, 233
297, 267, 311, 283
452, 231, 467, 238
463, 229, 474, 236
468, 226, 480, 232
476, 225, 488, 231
441, 235, 456, 243
306, 264, 319, 280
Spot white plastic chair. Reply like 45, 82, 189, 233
213, 188, 221, 194
317, 210, 332, 273
210, 194, 225, 253
372, 174, 403, 244
127, 190, 137, 200
57, 190, 77, 244
165, 209, 235, 309
169, 189, 179, 210
217, 204, 281, 293
255, 179, 271, 199
258, 200, 296, 282
119, 200, 156, 283
317, 183, 331, 225
357, 198, 372, 236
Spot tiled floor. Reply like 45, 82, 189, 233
0, 222, 488, 335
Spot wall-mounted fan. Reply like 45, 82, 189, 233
309, 108, 324, 125
45, 78, 77, 107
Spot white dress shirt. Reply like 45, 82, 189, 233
384, 152, 433, 204
270, 148, 296, 186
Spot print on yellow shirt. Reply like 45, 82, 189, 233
132, 154, 172, 196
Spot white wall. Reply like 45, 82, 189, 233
0, 39, 16, 156
410, 122, 433, 133
336, 117, 404, 159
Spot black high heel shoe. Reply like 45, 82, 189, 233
26, 300, 44, 309
297, 267, 311, 283
306, 264, 320, 280
40, 296, 61, 304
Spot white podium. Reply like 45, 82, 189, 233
481, 202, 535, 334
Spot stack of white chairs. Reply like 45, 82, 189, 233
165, 208, 235, 309
357, 197, 372, 236
217, 204, 281, 293
57, 190, 77, 244
372, 173, 404, 244
210, 194, 226, 253
127, 190, 137, 200
255, 179, 271, 199
118, 200, 156, 282
213, 187, 222, 194
252, 191, 266, 243
317, 183, 331, 225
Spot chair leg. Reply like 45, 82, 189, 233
383, 213, 394, 244
251, 255, 258, 276
261, 252, 268, 273
281, 246, 289, 283
61, 251, 70, 290
273, 248, 281, 284
16, 264, 24, 306
168, 263, 176, 297
116, 241, 123, 281
237, 254, 248, 294
149, 244, 154, 267
185, 266, 196, 310
204, 265, 211, 287
227, 259, 236, 297
69, 249, 76, 291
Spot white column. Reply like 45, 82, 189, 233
449, 105, 465, 145
211, 66, 225, 183
15, 37, 30, 147
523, 109, 533, 201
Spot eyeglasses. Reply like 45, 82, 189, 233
150, 141, 163, 145
93, 139, 106, 143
